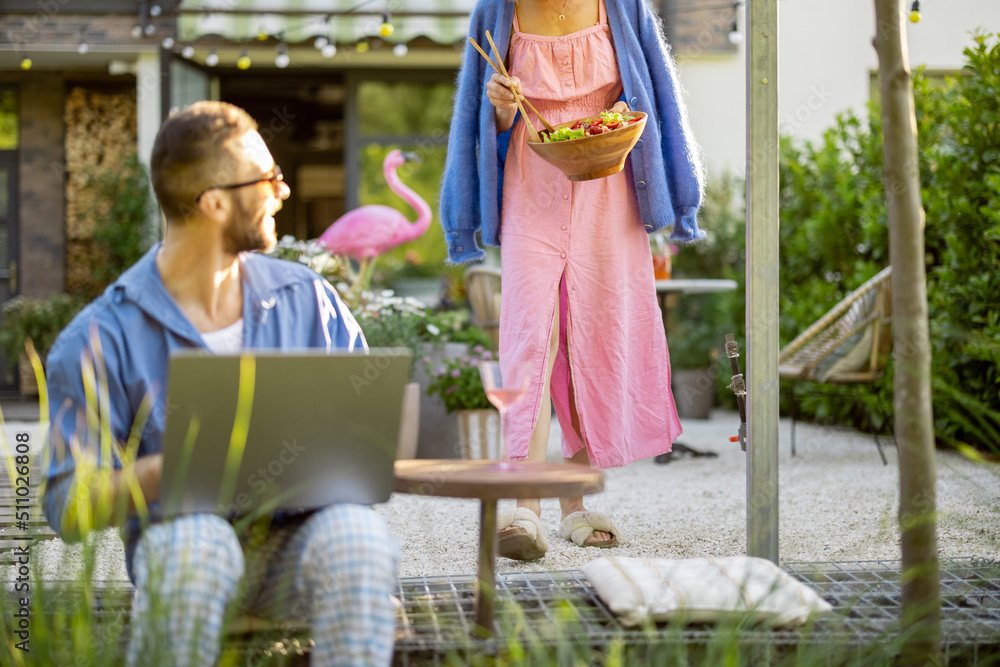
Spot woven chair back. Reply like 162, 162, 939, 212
465, 266, 502, 350
778, 267, 893, 383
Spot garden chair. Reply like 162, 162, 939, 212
778, 266, 894, 464
465, 265, 502, 351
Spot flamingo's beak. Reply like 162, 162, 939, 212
401, 151, 422, 164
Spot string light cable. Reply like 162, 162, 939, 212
168, 0, 380, 66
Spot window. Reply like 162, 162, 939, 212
355, 80, 454, 275
660, 0, 741, 57
0, 89, 18, 150
869, 68, 966, 107
358, 81, 454, 138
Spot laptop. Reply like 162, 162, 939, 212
160, 348, 412, 520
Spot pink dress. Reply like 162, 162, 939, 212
500, 0, 682, 469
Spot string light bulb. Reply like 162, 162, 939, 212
237, 50, 251, 70
20, 56, 32, 70
77, 41, 89, 55
393, 43, 408, 57
205, 49, 219, 67
909, 1, 921, 23
257, 27, 269, 41
321, 43, 337, 58
181, 44, 195, 59
275, 43, 290, 69
314, 36, 328, 49
727, 20, 743, 45
356, 41, 370, 53
380, 13, 394, 38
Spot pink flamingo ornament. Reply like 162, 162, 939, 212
318, 150, 432, 296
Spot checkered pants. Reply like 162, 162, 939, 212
126, 505, 399, 667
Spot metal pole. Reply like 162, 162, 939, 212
745, 0, 780, 563
344, 72, 361, 213
136, 51, 162, 240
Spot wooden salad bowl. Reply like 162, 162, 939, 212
527, 111, 647, 182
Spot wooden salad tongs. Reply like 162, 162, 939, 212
468, 31, 556, 141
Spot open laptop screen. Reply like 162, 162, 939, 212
161, 348, 411, 520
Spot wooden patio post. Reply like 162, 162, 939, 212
872, 0, 941, 662
746, 0, 780, 563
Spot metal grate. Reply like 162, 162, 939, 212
782, 559, 1000, 644
7, 559, 999, 664
392, 558, 1000, 666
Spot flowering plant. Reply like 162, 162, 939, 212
425, 345, 495, 413
419, 310, 494, 349
352, 290, 428, 374
267, 235, 351, 285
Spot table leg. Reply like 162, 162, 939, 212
474, 499, 498, 638
660, 292, 670, 334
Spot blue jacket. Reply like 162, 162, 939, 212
41, 245, 366, 570
439, 0, 705, 264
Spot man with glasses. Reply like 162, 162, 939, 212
41, 101, 398, 667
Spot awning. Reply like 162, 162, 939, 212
178, 0, 476, 45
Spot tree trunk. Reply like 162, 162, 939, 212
872, 1, 941, 663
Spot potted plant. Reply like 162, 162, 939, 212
266, 235, 500, 458
408, 309, 492, 458
0, 294, 84, 396
350, 290, 429, 460
667, 300, 724, 420
666, 173, 746, 418
425, 346, 501, 459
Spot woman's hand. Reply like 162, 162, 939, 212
487, 72, 522, 134
487, 72, 522, 111
610, 100, 630, 115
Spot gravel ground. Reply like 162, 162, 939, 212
6, 412, 999, 583
376, 412, 1000, 577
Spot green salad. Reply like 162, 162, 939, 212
538, 110, 641, 143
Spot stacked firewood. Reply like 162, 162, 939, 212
64, 86, 137, 297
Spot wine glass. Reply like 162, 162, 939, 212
477, 360, 533, 467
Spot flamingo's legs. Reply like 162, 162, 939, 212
362, 256, 378, 292
347, 256, 379, 307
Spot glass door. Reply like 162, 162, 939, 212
0, 87, 19, 394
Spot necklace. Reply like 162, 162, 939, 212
545, 0, 571, 21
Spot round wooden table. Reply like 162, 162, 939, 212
394, 459, 604, 637
655, 278, 739, 330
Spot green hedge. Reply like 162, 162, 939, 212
778, 32, 1000, 451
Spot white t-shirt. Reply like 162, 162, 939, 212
201, 318, 244, 354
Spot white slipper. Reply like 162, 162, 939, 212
497, 507, 549, 561
559, 511, 620, 548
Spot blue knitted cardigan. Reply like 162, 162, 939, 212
439, 0, 705, 264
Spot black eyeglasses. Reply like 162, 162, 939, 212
196, 165, 284, 203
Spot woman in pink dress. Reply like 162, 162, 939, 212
441, 0, 704, 560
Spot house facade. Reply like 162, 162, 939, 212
679, 0, 999, 176
0, 0, 995, 394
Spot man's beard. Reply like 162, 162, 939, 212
223, 196, 276, 254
